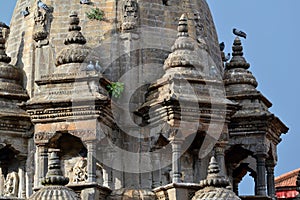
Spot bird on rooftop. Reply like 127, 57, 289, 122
80, 0, 90, 4
20, 7, 30, 17
219, 42, 225, 51
95, 60, 102, 72
86, 61, 95, 71
37, 0, 51, 12
233, 28, 247, 39
0, 22, 9, 29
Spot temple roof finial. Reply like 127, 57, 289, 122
199, 156, 231, 189
64, 11, 86, 45
0, 30, 11, 63
41, 150, 69, 186
226, 37, 250, 70
55, 11, 90, 66
177, 14, 189, 37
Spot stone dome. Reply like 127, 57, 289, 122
28, 151, 80, 200
192, 157, 241, 200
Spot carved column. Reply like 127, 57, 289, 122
87, 141, 97, 183
266, 161, 276, 199
18, 156, 26, 198
255, 153, 267, 196
170, 135, 183, 183
102, 148, 113, 188
37, 144, 48, 187
214, 144, 226, 176
151, 149, 161, 188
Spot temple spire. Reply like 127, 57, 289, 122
41, 151, 69, 186
0, 29, 11, 63
55, 11, 90, 66
226, 37, 250, 70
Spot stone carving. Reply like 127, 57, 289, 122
33, 7, 48, 47
71, 158, 88, 183
122, 0, 138, 31
3, 172, 19, 197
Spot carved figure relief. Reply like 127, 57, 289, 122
71, 158, 88, 183
33, 7, 49, 47
122, 0, 138, 31
3, 172, 19, 197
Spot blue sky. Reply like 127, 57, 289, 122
1, 0, 300, 195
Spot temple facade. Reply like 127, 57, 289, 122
0, 0, 288, 199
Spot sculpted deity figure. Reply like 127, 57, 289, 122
72, 158, 88, 183
3, 172, 19, 197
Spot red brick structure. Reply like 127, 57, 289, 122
275, 168, 300, 199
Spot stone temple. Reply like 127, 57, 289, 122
0, 0, 288, 199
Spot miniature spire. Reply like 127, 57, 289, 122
0, 30, 11, 63
41, 151, 69, 186
56, 11, 90, 66
199, 156, 231, 188
65, 11, 86, 45
225, 37, 250, 70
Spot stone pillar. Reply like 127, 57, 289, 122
255, 153, 267, 196
18, 156, 27, 198
37, 144, 48, 187
87, 141, 97, 183
214, 144, 226, 176
170, 136, 183, 183
151, 150, 161, 188
266, 161, 276, 199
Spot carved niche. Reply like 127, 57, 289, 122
122, 0, 138, 31
3, 172, 19, 197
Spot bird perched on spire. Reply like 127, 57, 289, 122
80, 0, 90, 4
233, 28, 247, 39
219, 42, 225, 51
0, 22, 9, 29
37, 0, 51, 12
20, 7, 30, 17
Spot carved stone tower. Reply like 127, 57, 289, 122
1, 0, 288, 199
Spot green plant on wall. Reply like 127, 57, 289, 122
107, 82, 124, 99
86, 7, 104, 21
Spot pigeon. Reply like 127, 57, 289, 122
162, 0, 168, 6
233, 28, 247, 39
0, 22, 9, 29
37, 0, 51, 12
20, 7, 30, 17
80, 0, 90, 4
219, 42, 225, 51
86, 61, 95, 71
95, 60, 102, 72
224, 53, 231, 62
